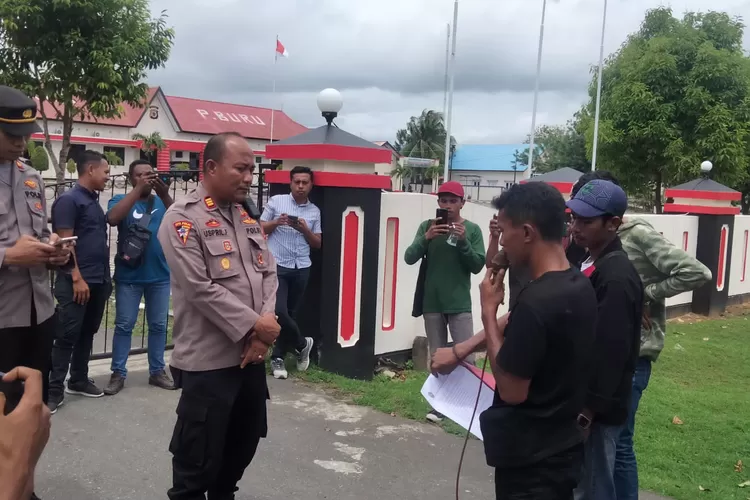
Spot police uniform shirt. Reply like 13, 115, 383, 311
0, 160, 56, 327
158, 184, 278, 372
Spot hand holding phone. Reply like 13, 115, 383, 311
436, 208, 449, 226
53, 236, 77, 247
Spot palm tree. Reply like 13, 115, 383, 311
132, 132, 167, 166
394, 110, 456, 192
389, 164, 413, 191
424, 165, 443, 192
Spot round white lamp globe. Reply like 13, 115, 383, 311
700, 160, 713, 173
317, 88, 343, 114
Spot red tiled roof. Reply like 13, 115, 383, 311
34, 86, 308, 141
35, 87, 158, 128
163, 95, 307, 140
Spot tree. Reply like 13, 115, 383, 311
65, 159, 76, 178
515, 120, 590, 175
132, 131, 167, 166
580, 8, 750, 211
389, 164, 413, 190
394, 110, 455, 192
26, 141, 49, 172
0, 0, 174, 181
102, 151, 123, 167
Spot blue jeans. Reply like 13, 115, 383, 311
574, 422, 620, 500
614, 357, 652, 500
111, 281, 170, 377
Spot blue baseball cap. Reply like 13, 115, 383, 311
566, 179, 627, 218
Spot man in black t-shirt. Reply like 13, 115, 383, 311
478, 182, 597, 500
567, 180, 643, 500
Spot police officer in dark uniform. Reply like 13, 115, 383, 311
0, 85, 72, 500
158, 132, 280, 500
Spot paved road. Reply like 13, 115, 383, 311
35, 356, 672, 500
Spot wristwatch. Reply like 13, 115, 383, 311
577, 413, 592, 430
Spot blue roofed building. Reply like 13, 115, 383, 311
450, 144, 530, 201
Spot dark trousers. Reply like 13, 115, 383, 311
49, 274, 112, 397
271, 265, 310, 359
0, 306, 55, 413
168, 363, 268, 500
495, 444, 584, 500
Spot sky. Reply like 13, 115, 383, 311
148, 0, 750, 145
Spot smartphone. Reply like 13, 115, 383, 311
436, 208, 449, 226
54, 236, 78, 246
0, 371, 24, 413
159, 173, 172, 186
287, 215, 299, 225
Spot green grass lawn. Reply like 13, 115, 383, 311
289, 315, 750, 500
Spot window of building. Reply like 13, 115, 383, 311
103, 146, 125, 165
255, 156, 263, 165
175, 151, 184, 159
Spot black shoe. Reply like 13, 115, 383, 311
65, 379, 104, 398
30, 493, 42, 500
104, 373, 125, 396
149, 370, 176, 390
47, 394, 64, 415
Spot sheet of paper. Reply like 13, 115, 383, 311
420, 364, 495, 440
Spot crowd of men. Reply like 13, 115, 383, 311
0, 80, 715, 500
418, 176, 710, 499
0, 87, 322, 499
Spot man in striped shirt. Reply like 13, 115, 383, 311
261, 166, 322, 379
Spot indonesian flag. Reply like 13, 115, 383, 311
276, 39, 289, 58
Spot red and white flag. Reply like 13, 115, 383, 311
276, 39, 289, 58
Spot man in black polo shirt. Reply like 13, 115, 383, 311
566, 180, 643, 500
479, 182, 597, 500
48, 151, 113, 413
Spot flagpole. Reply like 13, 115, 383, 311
270, 34, 278, 144
591, 0, 608, 171
442, 23, 450, 120
443, 0, 458, 183
527, 0, 547, 174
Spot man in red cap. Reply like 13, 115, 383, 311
404, 180, 485, 423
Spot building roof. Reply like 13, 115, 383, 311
450, 144, 529, 172
265, 125, 393, 164
667, 177, 739, 193
526, 167, 584, 183
35, 87, 159, 128
163, 94, 307, 141
34, 86, 307, 141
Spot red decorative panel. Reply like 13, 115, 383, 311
742, 230, 749, 283
717, 225, 729, 291
156, 146, 171, 171
381, 218, 399, 331
340, 211, 360, 342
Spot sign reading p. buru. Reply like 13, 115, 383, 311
196, 109, 266, 125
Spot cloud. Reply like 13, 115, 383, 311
148, 0, 750, 143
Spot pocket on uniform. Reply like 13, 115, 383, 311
247, 236, 270, 272
169, 394, 210, 467
204, 239, 240, 280
25, 197, 45, 236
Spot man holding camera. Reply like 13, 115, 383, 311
104, 159, 174, 395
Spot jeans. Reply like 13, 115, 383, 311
614, 357, 652, 500
574, 423, 621, 500
49, 274, 112, 397
423, 312, 476, 364
271, 266, 310, 360
111, 280, 170, 377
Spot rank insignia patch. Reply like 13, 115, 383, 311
242, 217, 257, 225
24, 180, 37, 189
205, 218, 221, 228
173, 221, 193, 245
204, 197, 216, 209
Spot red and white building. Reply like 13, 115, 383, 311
32, 86, 308, 174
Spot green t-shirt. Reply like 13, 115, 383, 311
404, 219, 486, 314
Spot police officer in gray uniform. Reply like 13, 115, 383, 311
0, 85, 72, 500
158, 132, 281, 500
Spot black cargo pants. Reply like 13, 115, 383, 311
168, 362, 269, 500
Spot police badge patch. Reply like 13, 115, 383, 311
173, 221, 193, 245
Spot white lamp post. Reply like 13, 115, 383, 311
317, 88, 343, 126
701, 160, 713, 177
